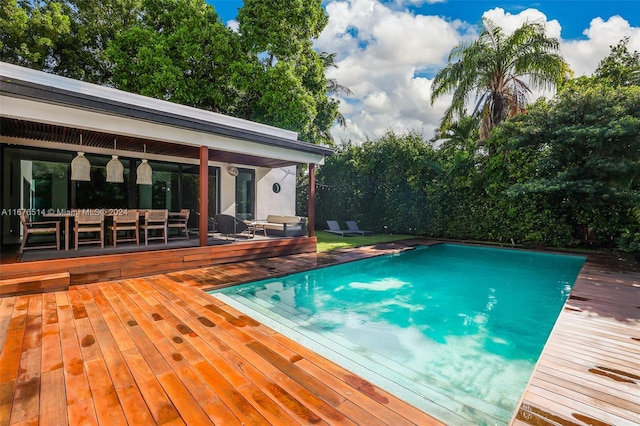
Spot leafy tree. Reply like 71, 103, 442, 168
504, 79, 640, 245
105, 0, 240, 112
430, 18, 570, 140
436, 114, 480, 156
52, 0, 143, 83
315, 132, 441, 233
0, 0, 143, 82
593, 37, 640, 87
0, 0, 71, 70
237, 0, 327, 64
235, 0, 338, 144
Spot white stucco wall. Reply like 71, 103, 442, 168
217, 164, 298, 220
255, 166, 297, 219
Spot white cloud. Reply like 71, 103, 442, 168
562, 16, 640, 76
317, 2, 640, 144
482, 7, 562, 39
316, 0, 464, 142
226, 19, 239, 32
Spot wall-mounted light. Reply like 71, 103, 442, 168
227, 164, 239, 176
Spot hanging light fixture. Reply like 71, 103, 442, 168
71, 133, 91, 181
106, 138, 124, 183
136, 144, 153, 185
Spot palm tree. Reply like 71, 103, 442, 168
438, 114, 480, 155
431, 18, 571, 140
320, 51, 353, 127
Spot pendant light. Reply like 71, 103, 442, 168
106, 138, 124, 183
71, 133, 91, 181
136, 144, 153, 185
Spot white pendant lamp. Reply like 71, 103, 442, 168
71, 133, 91, 181
136, 144, 153, 185
106, 139, 124, 183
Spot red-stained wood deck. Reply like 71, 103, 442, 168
0, 240, 443, 425
1, 241, 638, 425
512, 254, 640, 426
0, 237, 318, 295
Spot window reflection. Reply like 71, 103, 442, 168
1, 145, 220, 244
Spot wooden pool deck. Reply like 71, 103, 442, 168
513, 253, 640, 426
0, 241, 638, 425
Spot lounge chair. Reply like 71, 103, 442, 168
346, 221, 374, 236
326, 221, 358, 236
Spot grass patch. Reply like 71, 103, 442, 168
315, 231, 414, 252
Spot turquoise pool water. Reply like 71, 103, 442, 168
212, 244, 585, 425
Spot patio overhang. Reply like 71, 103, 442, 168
0, 62, 333, 167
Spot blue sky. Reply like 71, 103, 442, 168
207, 0, 640, 142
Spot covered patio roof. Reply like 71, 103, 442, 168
0, 62, 333, 167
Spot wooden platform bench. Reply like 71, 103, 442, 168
0, 272, 70, 296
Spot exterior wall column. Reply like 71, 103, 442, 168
307, 163, 315, 237
199, 146, 208, 246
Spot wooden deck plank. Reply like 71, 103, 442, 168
55, 293, 92, 407
10, 296, 42, 424
40, 297, 66, 423
83, 358, 128, 425
0, 297, 27, 424
524, 383, 636, 426
105, 283, 222, 408
142, 280, 372, 419
156, 371, 214, 426
536, 360, 638, 402
191, 360, 272, 426
2, 237, 317, 286
66, 398, 98, 426
39, 369, 67, 426
0, 298, 17, 350
75, 287, 136, 391
97, 284, 172, 377
531, 371, 639, 416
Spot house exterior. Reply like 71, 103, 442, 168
0, 61, 333, 249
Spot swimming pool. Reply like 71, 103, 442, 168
211, 243, 586, 425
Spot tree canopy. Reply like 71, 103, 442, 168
105, 0, 239, 112
593, 37, 640, 87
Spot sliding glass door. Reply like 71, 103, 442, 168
235, 168, 255, 221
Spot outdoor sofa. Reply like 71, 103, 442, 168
259, 215, 307, 237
